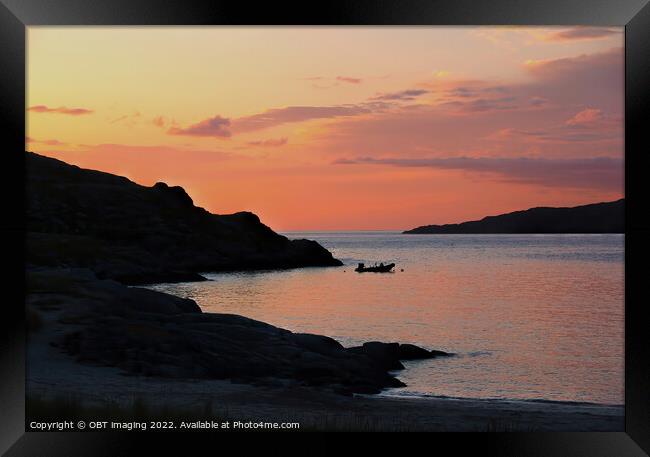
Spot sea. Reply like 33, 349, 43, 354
148, 232, 624, 406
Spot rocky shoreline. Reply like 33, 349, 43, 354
27, 268, 451, 395
24, 153, 624, 430
25, 151, 455, 396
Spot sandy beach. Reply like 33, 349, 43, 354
27, 321, 623, 432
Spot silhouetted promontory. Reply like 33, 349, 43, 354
403, 199, 624, 234
26, 152, 342, 284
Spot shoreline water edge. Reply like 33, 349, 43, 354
25, 152, 623, 431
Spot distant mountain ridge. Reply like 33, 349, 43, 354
403, 199, 624, 234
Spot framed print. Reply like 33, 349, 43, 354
1, 0, 649, 455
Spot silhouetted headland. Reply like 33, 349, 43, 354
26, 151, 342, 285
403, 199, 624, 234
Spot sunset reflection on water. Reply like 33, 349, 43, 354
150, 233, 624, 405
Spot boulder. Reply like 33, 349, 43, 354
290, 333, 345, 356
399, 343, 439, 359
348, 341, 452, 369
429, 349, 453, 358
347, 342, 404, 370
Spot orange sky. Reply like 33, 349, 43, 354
27, 27, 624, 230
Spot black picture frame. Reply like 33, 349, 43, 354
1, 0, 648, 454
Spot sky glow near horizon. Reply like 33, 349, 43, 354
27, 27, 624, 230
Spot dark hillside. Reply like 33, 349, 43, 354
27, 151, 341, 284
404, 200, 624, 234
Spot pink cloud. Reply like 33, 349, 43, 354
489, 119, 618, 141
312, 47, 623, 160
165, 102, 389, 137
323, 47, 621, 155
566, 108, 605, 126
529, 96, 548, 107
168, 115, 231, 138
334, 156, 623, 191
440, 96, 518, 113
247, 137, 288, 147
524, 48, 622, 90
416, 79, 521, 114
542, 27, 620, 42
27, 105, 93, 115
232, 105, 378, 133
371, 89, 428, 101
411, 49, 622, 116
472, 27, 621, 48
336, 76, 362, 84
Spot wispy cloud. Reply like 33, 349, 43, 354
487, 124, 619, 144
440, 96, 518, 113
336, 76, 362, 84
473, 26, 621, 47
334, 156, 623, 191
162, 100, 391, 137
27, 105, 93, 115
370, 89, 428, 101
540, 27, 621, 42
108, 111, 142, 127
528, 96, 548, 107
25, 136, 67, 146
247, 137, 288, 147
168, 115, 231, 138
565, 108, 605, 126
232, 105, 379, 133
309, 48, 622, 160
523, 47, 622, 82
415, 79, 521, 114
302, 75, 363, 88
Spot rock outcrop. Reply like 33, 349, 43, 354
27, 269, 448, 395
26, 152, 342, 285
348, 342, 452, 371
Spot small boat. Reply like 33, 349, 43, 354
354, 262, 395, 273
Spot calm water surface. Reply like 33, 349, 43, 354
149, 233, 624, 405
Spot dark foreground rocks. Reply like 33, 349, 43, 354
27, 268, 450, 395
26, 152, 342, 285
25, 152, 448, 396
348, 342, 452, 371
